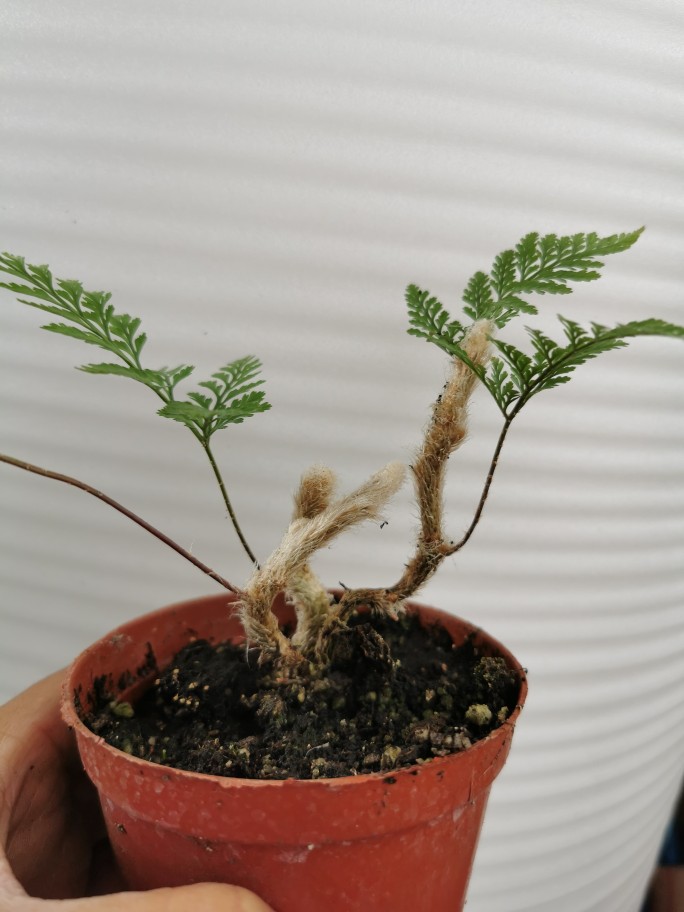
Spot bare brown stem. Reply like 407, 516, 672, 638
0, 452, 241, 594
333, 416, 511, 620
288, 466, 337, 653
240, 463, 405, 657
443, 416, 512, 556
332, 321, 497, 623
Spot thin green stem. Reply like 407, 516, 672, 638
0, 452, 241, 595
202, 441, 259, 567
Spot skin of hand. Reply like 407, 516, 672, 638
0, 671, 273, 912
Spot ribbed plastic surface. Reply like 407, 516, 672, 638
1, 3, 683, 910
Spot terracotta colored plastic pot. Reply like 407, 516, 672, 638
62, 593, 527, 912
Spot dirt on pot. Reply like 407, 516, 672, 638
86, 610, 519, 780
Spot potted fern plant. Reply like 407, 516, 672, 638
1, 227, 681, 912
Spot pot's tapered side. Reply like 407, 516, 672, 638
62, 593, 527, 912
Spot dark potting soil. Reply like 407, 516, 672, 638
87, 612, 519, 780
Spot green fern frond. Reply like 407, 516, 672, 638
485, 317, 684, 417
407, 228, 645, 352
160, 357, 271, 442
406, 284, 466, 349
0, 253, 271, 443
0, 251, 272, 561
0, 253, 191, 400
406, 228, 683, 419
462, 227, 645, 328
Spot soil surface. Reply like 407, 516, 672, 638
87, 611, 519, 780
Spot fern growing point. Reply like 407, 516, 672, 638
1, 229, 682, 665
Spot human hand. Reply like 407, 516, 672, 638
0, 670, 273, 911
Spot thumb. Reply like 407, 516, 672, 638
59, 882, 275, 912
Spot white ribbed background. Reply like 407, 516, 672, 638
1, 3, 683, 910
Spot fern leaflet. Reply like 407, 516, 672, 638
0, 253, 271, 443
406, 228, 683, 419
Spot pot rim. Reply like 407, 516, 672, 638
61, 591, 528, 791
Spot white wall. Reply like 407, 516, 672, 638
1, 3, 683, 910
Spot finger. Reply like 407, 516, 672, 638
48, 882, 275, 912
0, 669, 68, 756
0, 669, 104, 898
0, 669, 68, 837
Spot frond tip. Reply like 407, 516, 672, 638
293, 465, 337, 520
